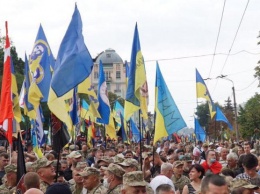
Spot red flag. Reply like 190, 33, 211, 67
0, 21, 13, 145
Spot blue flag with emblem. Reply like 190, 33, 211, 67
130, 118, 141, 143
48, 4, 93, 129
96, 60, 110, 124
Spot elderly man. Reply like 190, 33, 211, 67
79, 167, 107, 194
0, 164, 17, 193
104, 163, 125, 193
171, 161, 190, 193
32, 157, 56, 193
150, 163, 175, 192
122, 171, 148, 194
201, 150, 222, 175
223, 152, 241, 176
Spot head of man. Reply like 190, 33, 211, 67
201, 174, 229, 194
24, 172, 40, 190
173, 161, 184, 177
230, 178, 258, 194
220, 148, 228, 160
68, 151, 82, 167
244, 143, 251, 154
4, 164, 17, 187
242, 153, 258, 178
125, 151, 134, 159
117, 144, 125, 154
206, 150, 217, 165
237, 145, 244, 156
24, 188, 44, 194
32, 157, 55, 184
0, 153, 9, 170
60, 160, 68, 171
122, 171, 147, 194
203, 143, 209, 152
227, 153, 238, 169
119, 159, 139, 173
80, 167, 100, 190
155, 184, 175, 194
95, 149, 104, 160
72, 168, 83, 185
105, 163, 125, 189
161, 163, 173, 179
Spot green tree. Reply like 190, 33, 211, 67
238, 93, 260, 139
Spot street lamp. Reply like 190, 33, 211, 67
217, 75, 239, 142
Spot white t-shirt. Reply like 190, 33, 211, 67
150, 175, 175, 192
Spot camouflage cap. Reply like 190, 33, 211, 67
119, 158, 139, 170
106, 163, 125, 178
173, 161, 184, 168
230, 178, 259, 190
123, 171, 147, 187
32, 157, 54, 172
4, 164, 17, 174
97, 156, 114, 164
113, 154, 125, 163
76, 162, 87, 169
79, 167, 100, 177
69, 145, 78, 151
67, 151, 82, 159
181, 155, 192, 162
142, 152, 152, 159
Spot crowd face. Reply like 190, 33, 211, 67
221, 149, 228, 160
204, 183, 229, 194
0, 156, 9, 169
125, 153, 134, 159
189, 167, 201, 181
38, 165, 56, 180
238, 148, 244, 156
82, 174, 99, 190
244, 144, 251, 154
227, 158, 237, 168
95, 150, 104, 160
122, 185, 147, 194
73, 170, 83, 184
173, 165, 184, 176
244, 166, 257, 178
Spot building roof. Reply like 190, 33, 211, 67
95, 48, 123, 64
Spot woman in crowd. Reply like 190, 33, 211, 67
182, 164, 205, 194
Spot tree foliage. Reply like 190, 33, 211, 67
238, 93, 260, 139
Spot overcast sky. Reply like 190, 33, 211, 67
1, 0, 260, 128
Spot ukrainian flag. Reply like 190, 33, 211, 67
196, 69, 216, 118
10, 57, 22, 123
125, 23, 149, 120
154, 62, 186, 144
112, 100, 124, 129
23, 54, 36, 119
28, 25, 54, 113
48, 5, 93, 129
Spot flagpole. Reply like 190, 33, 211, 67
55, 122, 62, 182
139, 110, 142, 171
104, 124, 106, 148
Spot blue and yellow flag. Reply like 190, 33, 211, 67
28, 24, 54, 111
196, 69, 216, 118
215, 106, 233, 130
125, 23, 149, 120
11, 57, 22, 123
48, 5, 93, 129
96, 61, 110, 124
154, 62, 187, 144
130, 118, 141, 143
194, 117, 206, 142
23, 54, 36, 119
112, 100, 124, 129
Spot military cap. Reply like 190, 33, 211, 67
113, 154, 125, 163
69, 145, 78, 151
106, 163, 125, 178
119, 158, 139, 169
76, 162, 87, 169
142, 152, 152, 159
230, 178, 259, 190
123, 171, 147, 187
97, 156, 114, 164
79, 167, 100, 177
67, 151, 82, 159
173, 161, 184, 168
4, 164, 17, 174
181, 155, 192, 162
32, 157, 53, 172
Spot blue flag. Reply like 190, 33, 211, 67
48, 4, 93, 129
96, 60, 110, 124
154, 62, 187, 143
119, 113, 128, 143
130, 118, 141, 143
194, 117, 206, 142
215, 106, 233, 130
69, 89, 79, 125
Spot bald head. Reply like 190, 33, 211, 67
24, 188, 44, 194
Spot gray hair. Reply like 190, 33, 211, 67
227, 152, 238, 161
161, 163, 173, 174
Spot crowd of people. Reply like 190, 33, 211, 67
0, 139, 260, 194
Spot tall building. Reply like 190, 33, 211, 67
91, 48, 127, 98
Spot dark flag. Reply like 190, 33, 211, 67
51, 113, 70, 153
16, 132, 26, 194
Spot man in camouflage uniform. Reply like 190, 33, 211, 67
119, 158, 139, 173
79, 167, 107, 194
105, 163, 125, 194
70, 167, 83, 194
171, 161, 190, 193
121, 171, 147, 194
32, 157, 55, 193
0, 164, 17, 194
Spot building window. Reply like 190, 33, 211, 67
107, 83, 111, 91
116, 64, 121, 71
116, 71, 121, 79
106, 53, 111, 58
